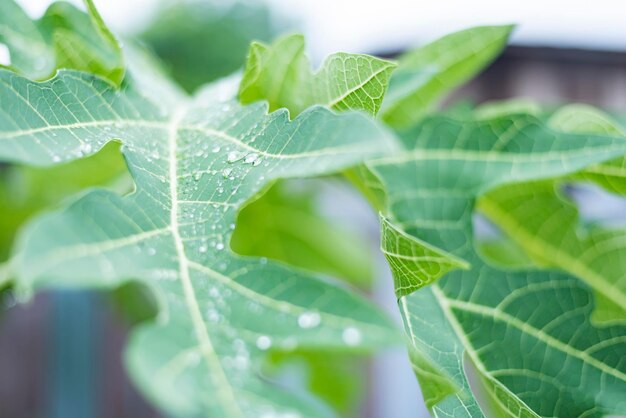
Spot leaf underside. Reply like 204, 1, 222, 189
369, 115, 626, 417
0, 68, 399, 417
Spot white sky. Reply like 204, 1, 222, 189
8, 0, 626, 61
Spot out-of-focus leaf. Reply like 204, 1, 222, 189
141, 0, 276, 92
475, 235, 534, 269
266, 349, 367, 417
475, 98, 542, 119
479, 180, 626, 324
474, 105, 626, 324
381, 25, 513, 128
365, 114, 626, 416
550, 104, 626, 195
0, 0, 123, 83
239, 34, 396, 117
232, 181, 374, 287
0, 142, 129, 262
1, 67, 399, 417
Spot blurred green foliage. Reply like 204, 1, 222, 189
141, 0, 278, 92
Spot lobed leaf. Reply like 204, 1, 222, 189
381, 25, 513, 128
1, 68, 400, 417
479, 181, 626, 324
239, 34, 397, 117
365, 114, 626, 417
0, 0, 123, 83
475, 104, 626, 324
550, 104, 626, 195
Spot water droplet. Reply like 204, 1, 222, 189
298, 311, 321, 329
244, 153, 259, 164
227, 151, 244, 163
234, 354, 249, 370
193, 172, 202, 181
207, 309, 220, 323
217, 187, 224, 194
222, 168, 233, 178
216, 242, 225, 251
256, 335, 272, 350
342, 327, 362, 346
147, 247, 157, 256
199, 245, 207, 253
80, 143, 92, 154
212, 145, 221, 153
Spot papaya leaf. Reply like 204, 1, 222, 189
550, 104, 626, 195
381, 25, 513, 128
0, 67, 400, 417
239, 34, 396, 117
479, 180, 626, 324
380, 214, 469, 297
0, 0, 123, 83
475, 105, 626, 324
365, 114, 626, 417
141, 0, 278, 93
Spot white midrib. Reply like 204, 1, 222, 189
167, 106, 243, 418
325, 63, 393, 110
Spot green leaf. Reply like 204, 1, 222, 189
141, 0, 277, 92
365, 114, 626, 417
1, 69, 400, 417
479, 180, 626, 324
265, 349, 367, 417
475, 234, 534, 270
475, 98, 543, 120
239, 34, 397, 117
381, 25, 513, 128
0, 0, 123, 83
549, 104, 626, 195
232, 180, 374, 287
474, 105, 626, 324
380, 215, 469, 297
0, 142, 129, 261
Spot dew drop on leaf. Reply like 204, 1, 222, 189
244, 153, 259, 164
342, 327, 362, 346
297, 311, 321, 329
256, 335, 272, 350
227, 151, 244, 163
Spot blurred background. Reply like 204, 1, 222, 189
1, 0, 625, 417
